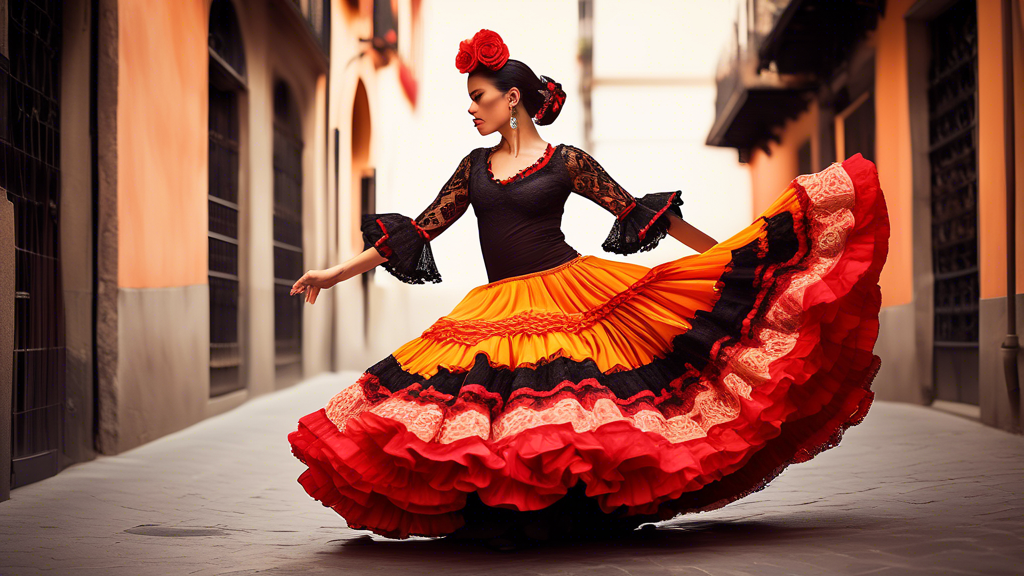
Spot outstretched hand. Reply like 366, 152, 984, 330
290, 268, 336, 305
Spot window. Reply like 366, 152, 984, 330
272, 79, 304, 374
927, 0, 979, 405
208, 0, 246, 397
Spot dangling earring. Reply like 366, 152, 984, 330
509, 102, 519, 157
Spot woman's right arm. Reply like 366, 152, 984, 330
331, 246, 389, 285
290, 247, 387, 304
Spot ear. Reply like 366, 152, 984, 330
507, 87, 521, 106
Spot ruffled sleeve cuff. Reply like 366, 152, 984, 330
601, 191, 684, 255
361, 213, 442, 284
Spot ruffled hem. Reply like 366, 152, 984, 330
602, 191, 684, 255
361, 213, 442, 284
291, 154, 889, 540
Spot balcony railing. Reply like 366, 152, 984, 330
757, 0, 885, 75
706, 0, 814, 157
287, 0, 331, 55
707, 0, 884, 157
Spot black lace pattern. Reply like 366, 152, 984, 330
560, 145, 683, 254
360, 153, 473, 284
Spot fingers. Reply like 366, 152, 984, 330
306, 286, 320, 305
290, 273, 310, 296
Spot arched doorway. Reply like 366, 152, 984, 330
351, 80, 373, 338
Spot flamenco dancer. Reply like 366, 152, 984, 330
288, 29, 890, 551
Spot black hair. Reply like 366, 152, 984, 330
470, 59, 565, 126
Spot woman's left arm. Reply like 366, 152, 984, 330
666, 212, 718, 253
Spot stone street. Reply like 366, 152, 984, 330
1, 371, 1022, 576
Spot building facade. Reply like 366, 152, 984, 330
1, 0, 338, 499
707, 0, 1023, 433
0, 0, 584, 500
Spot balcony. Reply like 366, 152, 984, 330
706, 0, 815, 157
706, 0, 884, 158
757, 0, 886, 75
280, 0, 331, 61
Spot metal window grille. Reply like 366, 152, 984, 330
843, 94, 875, 163
928, 0, 979, 404
273, 81, 303, 368
208, 0, 246, 397
4, 0, 65, 488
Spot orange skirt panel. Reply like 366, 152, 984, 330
391, 187, 782, 377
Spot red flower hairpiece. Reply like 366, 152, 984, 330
455, 29, 510, 74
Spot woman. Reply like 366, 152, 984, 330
287, 29, 890, 551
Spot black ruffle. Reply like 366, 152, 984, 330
601, 191, 683, 255
361, 213, 442, 284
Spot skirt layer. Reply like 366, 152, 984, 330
287, 154, 890, 539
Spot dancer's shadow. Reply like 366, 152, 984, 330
330, 511, 881, 558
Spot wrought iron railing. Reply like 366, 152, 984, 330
288, 0, 331, 55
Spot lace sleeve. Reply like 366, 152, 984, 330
360, 152, 472, 284
561, 145, 683, 255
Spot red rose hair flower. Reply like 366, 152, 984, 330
455, 39, 477, 73
454, 29, 510, 74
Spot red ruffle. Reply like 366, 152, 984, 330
288, 153, 889, 539
487, 143, 555, 185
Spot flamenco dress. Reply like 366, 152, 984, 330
287, 142, 890, 540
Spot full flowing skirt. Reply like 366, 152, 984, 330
287, 154, 890, 539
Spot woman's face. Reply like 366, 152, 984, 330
467, 75, 516, 135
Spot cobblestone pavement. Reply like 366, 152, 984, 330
1, 372, 1022, 576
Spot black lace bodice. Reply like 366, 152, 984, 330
361, 143, 683, 284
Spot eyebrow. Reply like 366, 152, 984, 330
469, 89, 483, 97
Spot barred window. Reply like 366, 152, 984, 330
273, 79, 304, 378
208, 0, 246, 397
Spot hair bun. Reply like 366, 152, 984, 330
532, 75, 566, 125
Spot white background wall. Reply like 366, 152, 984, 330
577, 0, 751, 268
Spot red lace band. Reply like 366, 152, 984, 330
372, 219, 393, 258
410, 218, 432, 241
488, 143, 555, 185
637, 191, 679, 241
616, 200, 637, 221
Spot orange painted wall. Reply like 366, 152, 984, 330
748, 101, 818, 217
977, 0, 1024, 299
870, 0, 915, 308
118, 0, 209, 288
